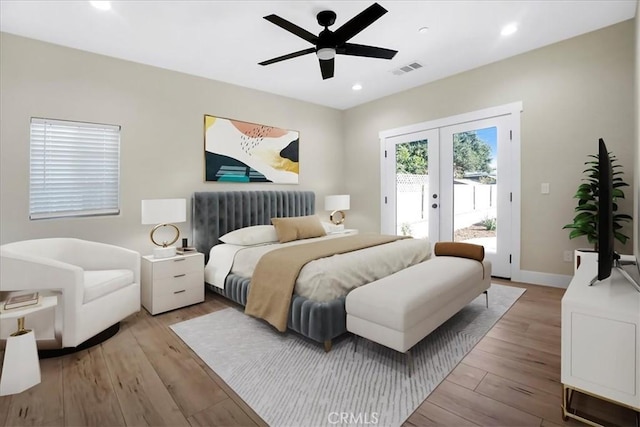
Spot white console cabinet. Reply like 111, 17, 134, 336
561, 253, 640, 424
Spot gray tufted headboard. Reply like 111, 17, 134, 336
192, 191, 316, 262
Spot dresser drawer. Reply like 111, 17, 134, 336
152, 255, 202, 279
151, 287, 204, 314
154, 272, 202, 297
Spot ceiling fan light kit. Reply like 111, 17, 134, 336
317, 48, 336, 60
259, 2, 398, 80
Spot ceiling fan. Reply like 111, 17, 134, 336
258, 2, 398, 80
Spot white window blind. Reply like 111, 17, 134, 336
29, 118, 121, 220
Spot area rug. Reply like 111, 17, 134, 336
170, 284, 525, 427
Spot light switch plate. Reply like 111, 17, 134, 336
541, 183, 550, 194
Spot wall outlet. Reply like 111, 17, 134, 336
563, 250, 573, 262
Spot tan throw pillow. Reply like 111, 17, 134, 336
271, 215, 327, 243
434, 241, 484, 262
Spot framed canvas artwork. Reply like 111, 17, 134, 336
204, 115, 299, 184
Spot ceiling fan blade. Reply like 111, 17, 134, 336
259, 48, 316, 66
339, 43, 397, 59
332, 3, 387, 44
263, 14, 318, 44
319, 58, 334, 80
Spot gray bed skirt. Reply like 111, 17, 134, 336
193, 191, 348, 346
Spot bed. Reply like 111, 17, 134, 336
192, 190, 429, 350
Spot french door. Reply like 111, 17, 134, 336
382, 112, 517, 278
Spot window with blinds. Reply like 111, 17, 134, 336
29, 118, 121, 220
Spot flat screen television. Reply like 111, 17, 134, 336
596, 138, 616, 281
592, 138, 640, 292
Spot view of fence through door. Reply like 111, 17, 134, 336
451, 127, 497, 247
396, 139, 429, 238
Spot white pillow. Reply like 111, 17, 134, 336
219, 225, 279, 246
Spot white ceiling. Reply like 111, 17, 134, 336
0, 1, 636, 110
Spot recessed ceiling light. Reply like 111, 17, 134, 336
89, 1, 111, 11
418, 27, 429, 34
501, 23, 518, 36
352, 83, 363, 91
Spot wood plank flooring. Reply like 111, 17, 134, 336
0, 281, 637, 427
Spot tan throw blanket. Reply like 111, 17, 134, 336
245, 234, 408, 331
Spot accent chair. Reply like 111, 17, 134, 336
0, 238, 140, 349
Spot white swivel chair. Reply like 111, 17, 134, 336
0, 238, 140, 349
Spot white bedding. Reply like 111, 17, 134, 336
205, 233, 431, 302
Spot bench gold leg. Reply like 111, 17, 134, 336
324, 340, 332, 352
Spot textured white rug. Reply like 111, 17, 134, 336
170, 284, 525, 427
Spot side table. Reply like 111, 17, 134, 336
141, 252, 204, 315
0, 295, 58, 396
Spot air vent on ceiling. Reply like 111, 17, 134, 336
391, 61, 424, 76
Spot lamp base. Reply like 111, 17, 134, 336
153, 246, 177, 259
330, 210, 346, 225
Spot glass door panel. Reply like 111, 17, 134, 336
441, 117, 511, 278
382, 129, 439, 241
452, 127, 497, 255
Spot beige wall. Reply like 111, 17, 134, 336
1, 20, 636, 279
0, 33, 344, 255
343, 20, 635, 277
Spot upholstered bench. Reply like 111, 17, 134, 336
345, 244, 491, 375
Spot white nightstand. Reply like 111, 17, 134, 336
328, 229, 358, 235
141, 252, 204, 315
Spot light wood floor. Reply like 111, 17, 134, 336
0, 281, 637, 426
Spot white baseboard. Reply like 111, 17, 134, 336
511, 270, 572, 289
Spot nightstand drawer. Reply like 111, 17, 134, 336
154, 272, 202, 296
152, 255, 202, 279
151, 287, 204, 314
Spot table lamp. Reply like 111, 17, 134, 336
324, 194, 350, 225
141, 198, 186, 259
0, 317, 40, 396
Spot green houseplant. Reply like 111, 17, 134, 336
563, 150, 632, 249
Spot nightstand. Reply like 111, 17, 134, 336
141, 252, 204, 315
328, 229, 358, 235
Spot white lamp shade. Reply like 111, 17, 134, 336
324, 195, 350, 211
141, 199, 186, 224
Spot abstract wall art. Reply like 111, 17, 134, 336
204, 115, 299, 184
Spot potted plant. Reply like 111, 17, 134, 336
563, 150, 632, 250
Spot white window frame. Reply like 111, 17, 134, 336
29, 118, 121, 220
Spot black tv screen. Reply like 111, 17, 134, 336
597, 138, 615, 281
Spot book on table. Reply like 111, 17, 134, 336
3, 292, 40, 310
176, 247, 197, 254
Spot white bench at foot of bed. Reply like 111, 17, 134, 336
345, 256, 491, 375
